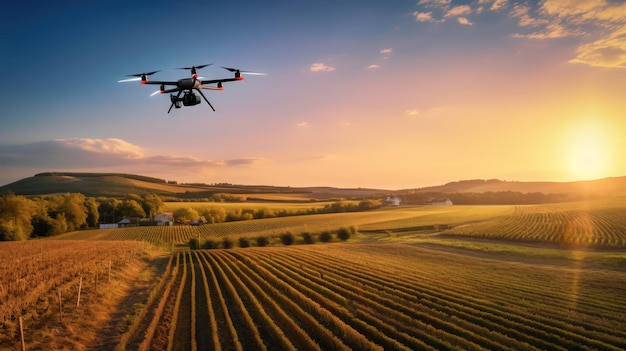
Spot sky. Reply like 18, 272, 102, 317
1, 0, 625, 189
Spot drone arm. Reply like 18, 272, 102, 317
198, 84, 224, 91
142, 80, 177, 85
199, 77, 241, 85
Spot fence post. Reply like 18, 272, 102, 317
19, 316, 25, 351
58, 288, 63, 322
77, 277, 83, 307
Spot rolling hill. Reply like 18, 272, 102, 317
1, 172, 625, 200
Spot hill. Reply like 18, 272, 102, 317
1, 172, 625, 200
410, 177, 626, 198
0, 172, 388, 200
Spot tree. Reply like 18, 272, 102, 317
302, 232, 315, 244
173, 207, 199, 224
202, 240, 218, 249
319, 231, 332, 243
98, 197, 121, 223
189, 238, 199, 250
256, 236, 269, 247
199, 207, 226, 224
238, 237, 250, 248
142, 194, 164, 220
222, 238, 233, 249
84, 197, 99, 227
58, 193, 88, 231
0, 193, 36, 240
117, 199, 146, 219
280, 232, 295, 246
337, 227, 351, 241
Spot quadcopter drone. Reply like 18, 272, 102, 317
118, 64, 264, 113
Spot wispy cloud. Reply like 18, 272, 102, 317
297, 121, 310, 128
367, 64, 380, 69
414, 0, 626, 68
413, 11, 440, 23
0, 138, 259, 171
445, 5, 472, 18
406, 109, 420, 117
309, 62, 335, 72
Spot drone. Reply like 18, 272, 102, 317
118, 64, 264, 113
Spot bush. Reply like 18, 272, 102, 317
256, 236, 269, 247
222, 238, 233, 249
318, 231, 332, 243
189, 238, 199, 250
302, 232, 315, 244
337, 227, 351, 241
238, 237, 250, 248
202, 240, 218, 249
280, 232, 295, 246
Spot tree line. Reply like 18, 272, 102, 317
0, 192, 164, 241
403, 191, 569, 205
0, 192, 382, 241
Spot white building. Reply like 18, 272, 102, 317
431, 198, 453, 206
384, 195, 401, 206
154, 212, 174, 226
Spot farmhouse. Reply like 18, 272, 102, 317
155, 212, 174, 226
384, 195, 401, 206
425, 197, 453, 206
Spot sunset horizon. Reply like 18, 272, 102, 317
2, 0, 625, 189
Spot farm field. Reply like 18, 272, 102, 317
0, 240, 165, 350
56, 199, 626, 249
445, 198, 626, 248
114, 244, 626, 350
4, 198, 626, 350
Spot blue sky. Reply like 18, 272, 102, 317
1, 0, 626, 189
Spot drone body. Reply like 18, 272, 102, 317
118, 65, 264, 113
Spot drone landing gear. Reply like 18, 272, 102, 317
167, 90, 215, 113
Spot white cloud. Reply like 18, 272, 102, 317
412, 0, 626, 68
406, 109, 419, 116
457, 17, 473, 26
380, 48, 393, 55
490, 0, 508, 11
367, 64, 380, 69
418, 0, 451, 7
445, 5, 472, 18
0, 138, 259, 171
509, 0, 626, 67
61, 138, 144, 159
309, 62, 335, 72
413, 11, 439, 23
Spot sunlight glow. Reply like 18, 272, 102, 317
564, 120, 611, 180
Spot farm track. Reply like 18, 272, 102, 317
117, 243, 626, 351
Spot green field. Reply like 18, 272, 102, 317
5, 198, 626, 350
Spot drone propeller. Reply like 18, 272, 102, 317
178, 64, 212, 77
221, 67, 267, 76
117, 70, 160, 83
178, 64, 212, 70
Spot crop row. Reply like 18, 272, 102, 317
0, 240, 152, 348
447, 204, 626, 248
117, 243, 626, 350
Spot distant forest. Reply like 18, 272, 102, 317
403, 191, 570, 205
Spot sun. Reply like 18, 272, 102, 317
564, 120, 611, 180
